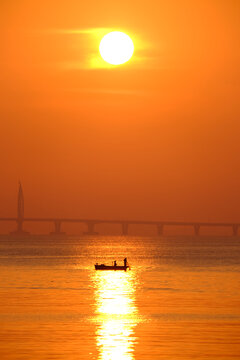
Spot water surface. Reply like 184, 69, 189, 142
0, 236, 240, 359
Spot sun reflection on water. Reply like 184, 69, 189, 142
92, 270, 139, 360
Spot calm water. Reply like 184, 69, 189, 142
0, 236, 240, 360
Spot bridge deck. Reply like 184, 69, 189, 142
0, 217, 239, 227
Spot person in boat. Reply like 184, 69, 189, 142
114, 260, 117, 266
124, 258, 127, 267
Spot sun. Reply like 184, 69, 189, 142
99, 31, 134, 66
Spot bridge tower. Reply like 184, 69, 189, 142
17, 182, 24, 232
11, 183, 29, 236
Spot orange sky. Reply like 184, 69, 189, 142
0, 0, 240, 225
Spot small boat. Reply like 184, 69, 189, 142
95, 258, 130, 271
95, 264, 129, 271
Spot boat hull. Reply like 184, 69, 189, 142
95, 264, 129, 271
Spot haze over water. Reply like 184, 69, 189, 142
0, 236, 239, 360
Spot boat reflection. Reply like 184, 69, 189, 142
92, 269, 138, 360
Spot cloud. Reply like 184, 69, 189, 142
63, 87, 149, 96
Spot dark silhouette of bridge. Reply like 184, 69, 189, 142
0, 184, 239, 237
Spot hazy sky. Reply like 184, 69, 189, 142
1, 0, 240, 225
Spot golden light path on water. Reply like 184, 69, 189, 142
92, 269, 139, 360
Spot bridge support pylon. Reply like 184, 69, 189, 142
84, 221, 98, 235
50, 220, 66, 236
157, 224, 164, 236
194, 224, 200, 236
121, 222, 129, 236
232, 225, 238, 236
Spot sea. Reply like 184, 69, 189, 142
0, 236, 239, 360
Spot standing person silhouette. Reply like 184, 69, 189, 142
124, 258, 127, 267
114, 260, 117, 266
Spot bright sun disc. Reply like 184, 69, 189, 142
99, 31, 134, 65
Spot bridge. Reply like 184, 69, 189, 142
0, 184, 239, 237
